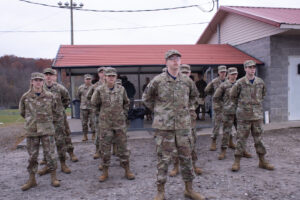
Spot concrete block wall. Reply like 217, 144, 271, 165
235, 35, 300, 122
270, 35, 300, 121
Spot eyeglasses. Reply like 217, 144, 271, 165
168, 56, 181, 61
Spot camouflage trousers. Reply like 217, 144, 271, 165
101, 128, 130, 167
27, 135, 57, 174
211, 110, 223, 139
155, 129, 195, 185
63, 111, 74, 153
80, 109, 95, 135
94, 113, 100, 149
235, 120, 266, 157
172, 118, 198, 163
221, 114, 237, 149
53, 120, 67, 161
191, 118, 198, 162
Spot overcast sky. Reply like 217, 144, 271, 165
1, 0, 299, 59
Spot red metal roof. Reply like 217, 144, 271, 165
197, 6, 300, 44
53, 44, 262, 67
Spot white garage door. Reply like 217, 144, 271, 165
288, 56, 300, 120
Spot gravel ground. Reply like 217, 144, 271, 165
0, 127, 299, 200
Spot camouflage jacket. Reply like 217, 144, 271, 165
213, 80, 236, 115
230, 76, 266, 121
43, 83, 70, 121
86, 81, 104, 100
77, 84, 93, 110
205, 77, 225, 112
190, 81, 200, 120
19, 90, 56, 137
87, 81, 104, 114
142, 72, 199, 130
91, 83, 129, 129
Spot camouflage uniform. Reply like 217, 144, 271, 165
19, 73, 57, 174
63, 111, 74, 153
142, 70, 198, 185
230, 76, 267, 157
205, 76, 226, 139
213, 79, 237, 149
44, 82, 70, 162
91, 81, 130, 168
77, 82, 96, 137
87, 80, 104, 152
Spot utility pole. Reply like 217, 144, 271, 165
58, 1, 84, 45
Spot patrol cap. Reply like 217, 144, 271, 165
228, 67, 238, 75
116, 79, 122, 85
218, 65, 227, 73
84, 74, 92, 79
244, 60, 256, 68
165, 49, 181, 60
105, 67, 117, 76
31, 72, 45, 80
43, 68, 56, 75
97, 67, 106, 73
180, 64, 191, 73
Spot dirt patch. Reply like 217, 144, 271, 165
0, 128, 299, 200
0, 123, 24, 152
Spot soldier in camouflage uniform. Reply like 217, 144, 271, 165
77, 74, 96, 141
87, 67, 106, 160
169, 64, 202, 177
40, 69, 78, 165
91, 67, 135, 182
19, 72, 60, 191
38, 68, 72, 175
205, 65, 227, 151
213, 67, 252, 160
143, 50, 204, 200
231, 60, 274, 172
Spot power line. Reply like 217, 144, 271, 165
0, 22, 209, 33
19, 0, 215, 13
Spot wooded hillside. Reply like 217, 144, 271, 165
0, 55, 52, 108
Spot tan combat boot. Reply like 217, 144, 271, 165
50, 171, 60, 187
39, 159, 46, 165
124, 163, 135, 180
193, 162, 203, 175
69, 151, 78, 162
94, 152, 101, 159
228, 135, 236, 149
258, 155, 274, 170
21, 173, 37, 191
98, 164, 103, 171
154, 183, 165, 200
209, 138, 217, 151
93, 145, 101, 159
60, 160, 71, 174
243, 151, 252, 158
184, 182, 205, 200
218, 148, 226, 160
92, 132, 95, 140
169, 158, 179, 177
38, 166, 50, 176
82, 133, 88, 141
231, 156, 241, 172
99, 166, 109, 182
